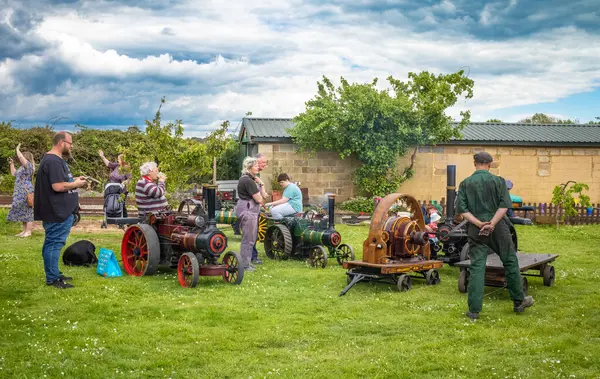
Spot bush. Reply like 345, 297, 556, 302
340, 196, 374, 213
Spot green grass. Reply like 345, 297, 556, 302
1, 210, 600, 378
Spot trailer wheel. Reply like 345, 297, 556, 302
458, 269, 468, 293
425, 269, 441, 285
521, 276, 529, 296
396, 274, 412, 292
177, 252, 199, 288
346, 269, 355, 285
542, 265, 555, 287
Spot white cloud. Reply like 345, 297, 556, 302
1, 0, 600, 133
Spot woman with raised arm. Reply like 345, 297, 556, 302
7, 144, 35, 237
98, 149, 131, 184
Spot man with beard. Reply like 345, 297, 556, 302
34, 132, 88, 289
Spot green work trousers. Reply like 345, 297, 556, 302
467, 219, 524, 313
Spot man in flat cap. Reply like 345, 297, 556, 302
456, 151, 534, 320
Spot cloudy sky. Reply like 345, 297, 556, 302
2, 0, 600, 137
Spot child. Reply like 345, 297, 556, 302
424, 205, 442, 245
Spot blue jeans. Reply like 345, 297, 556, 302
42, 215, 74, 283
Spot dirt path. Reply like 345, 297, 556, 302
31, 220, 124, 234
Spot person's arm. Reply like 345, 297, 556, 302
457, 181, 487, 228
98, 149, 111, 167
15, 144, 29, 167
480, 178, 512, 233
252, 192, 264, 206
52, 179, 87, 192
141, 180, 166, 199
266, 197, 290, 208
254, 177, 268, 199
9, 158, 16, 176
47, 159, 88, 192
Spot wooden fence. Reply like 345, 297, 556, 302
416, 198, 600, 225
0, 196, 138, 217
2, 195, 599, 225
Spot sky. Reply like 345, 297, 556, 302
1, 0, 600, 137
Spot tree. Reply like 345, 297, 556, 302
290, 71, 474, 196
518, 113, 577, 124
486, 119, 502, 122
551, 181, 591, 231
588, 117, 600, 125
0, 100, 239, 196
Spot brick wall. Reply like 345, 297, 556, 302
257, 143, 360, 202
255, 143, 600, 204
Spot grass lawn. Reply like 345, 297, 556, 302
1, 210, 599, 378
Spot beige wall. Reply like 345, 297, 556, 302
256, 143, 600, 204
397, 146, 600, 203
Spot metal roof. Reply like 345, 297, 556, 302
240, 118, 600, 146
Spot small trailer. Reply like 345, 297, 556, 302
454, 252, 558, 295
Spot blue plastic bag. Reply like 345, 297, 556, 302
96, 248, 122, 278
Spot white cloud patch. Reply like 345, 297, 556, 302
1, 0, 600, 135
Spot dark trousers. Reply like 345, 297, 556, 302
42, 215, 74, 283
467, 219, 524, 313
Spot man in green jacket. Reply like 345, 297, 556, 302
457, 152, 534, 320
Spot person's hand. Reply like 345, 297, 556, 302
255, 177, 264, 186
98, 149, 104, 157
74, 176, 88, 188
8, 157, 13, 165
16, 143, 21, 152
158, 172, 167, 182
479, 223, 494, 236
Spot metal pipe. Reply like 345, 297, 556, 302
446, 165, 456, 222
204, 184, 217, 227
328, 193, 336, 230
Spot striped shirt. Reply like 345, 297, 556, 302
135, 176, 168, 216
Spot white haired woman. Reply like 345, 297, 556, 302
7, 143, 35, 237
235, 157, 267, 271
135, 162, 168, 217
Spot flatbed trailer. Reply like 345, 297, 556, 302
454, 252, 558, 295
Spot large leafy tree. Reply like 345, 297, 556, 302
0, 99, 240, 195
290, 71, 474, 195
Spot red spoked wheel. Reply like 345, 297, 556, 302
121, 224, 160, 276
177, 252, 199, 288
222, 251, 244, 285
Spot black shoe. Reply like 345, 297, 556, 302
60, 275, 73, 281
465, 311, 479, 320
47, 279, 74, 289
251, 258, 263, 265
514, 296, 534, 313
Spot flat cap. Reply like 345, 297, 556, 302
473, 151, 493, 164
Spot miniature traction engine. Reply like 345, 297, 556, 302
120, 184, 244, 288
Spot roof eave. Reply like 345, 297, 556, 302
440, 140, 600, 147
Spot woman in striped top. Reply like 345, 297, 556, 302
135, 162, 169, 217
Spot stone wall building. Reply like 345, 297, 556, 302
239, 118, 600, 204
